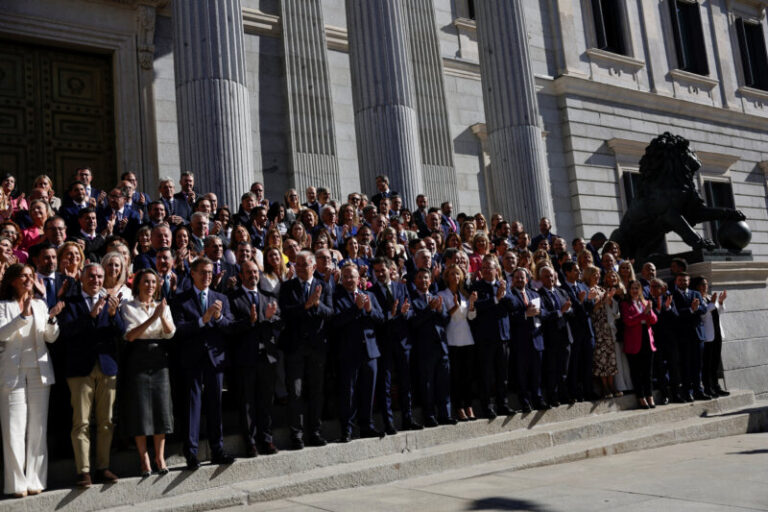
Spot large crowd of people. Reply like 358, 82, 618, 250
0, 169, 729, 498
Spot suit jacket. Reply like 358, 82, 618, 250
672, 288, 706, 341
133, 248, 158, 271
530, 232, 557, 251
209, 259, 238, 293
227, 287, 282, 366
370, 280, 412, 351
0, 299, 60, 388
59, 202, 89, 233
70, 232, 107, 263
312, 224, 344, 249
650, 292, 678, 348
538, 286, 574, 346
96, 206, 141, 244
560, 280, 595, 345
59, 294, 125, 377
249, 225, 268, 250
34, 272, 77, 309
157, 270, 191, 300
413, 208, 429, 235
171, 287, 234, 370
469, 280, 512, 344
160, 196, 192, 222
302, 201, 320, 215
370, 190, 397, 210
278, 277, 334, 353
408, 289, 450, 356
332, 288, 384, 360
233, 207, 252, 227
620, 301, 657, 354
508, 288, 545, 351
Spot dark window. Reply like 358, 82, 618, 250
704, 181, 735, 247
592, 0, 627, 55
467, 0, 476, 20
669, 1, 709, 75
622, 172, 642, 208
735, 18, 768, 90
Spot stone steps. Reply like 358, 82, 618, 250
2, 390, 764, 512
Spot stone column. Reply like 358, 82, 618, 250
346, 0, 424, 205
280, 0, 341, 199
173, 0, 254, 209
405, 0, 459, 209
475, 1, 554, 230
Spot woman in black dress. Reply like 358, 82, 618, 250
120, 269, 176, 476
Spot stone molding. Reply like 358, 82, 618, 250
242, 7, 280, 37
606, 137, 740, 172
687, 261, 768, 287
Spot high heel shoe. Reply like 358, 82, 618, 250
638, 398, 650, 410
647, 397, 656, 409
155, 459, 169, 475
466, 406, 477, 421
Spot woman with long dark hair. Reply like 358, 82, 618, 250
0, 263, 62, 497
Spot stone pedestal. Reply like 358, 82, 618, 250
346, 0, 424, 205
173, 0, 254, 209
475, 1, 553, 230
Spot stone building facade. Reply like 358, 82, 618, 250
2, 0, 768, 395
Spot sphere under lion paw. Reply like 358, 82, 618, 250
718, 220, 751, 252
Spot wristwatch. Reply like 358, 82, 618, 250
48, 316, 57, 325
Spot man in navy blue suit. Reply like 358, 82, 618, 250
97, 186, 141, 244
133, 223, 173, 271
672, 272, 708, 402
508, 268, 548, 412
171, 257, 236, 470
75, 167, 104, 203
59, 263, 124, 487
469, 254, 515, 419
560, 261, 597, 402
158, 177, 192, 226
648, 278, 682, 404
278, 251, 334, 450
228, 261, 282, 457
202, 235, 237, 293
538, 265, 574, 407
333, 264, 385, 441
530, 217, 557, 251
60, 181, 93, 231
313, 205, 344, 249
370, 257, 422, 434
409, 267, 455, 427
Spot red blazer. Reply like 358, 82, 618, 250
620, 300, 657, 355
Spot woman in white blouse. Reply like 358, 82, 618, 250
120, 269, 176, 477
693, 277, 729, 397
101, 252, 133, 305
438, 264, 477, 421
0, 263, 62, 498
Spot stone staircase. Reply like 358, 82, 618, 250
2, 390, 766, 512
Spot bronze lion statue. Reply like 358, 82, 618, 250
610, 132, 745, 261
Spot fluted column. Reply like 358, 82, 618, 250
346, 0, 424, 205
475, 1, 554, 230
405, 0, 459, 209
173, 0, 254, 209
281, 0, 341, 199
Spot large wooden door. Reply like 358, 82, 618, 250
0, 40, 115, 194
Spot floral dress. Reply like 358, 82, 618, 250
590, 286, 619, 377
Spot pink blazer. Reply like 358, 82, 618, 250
620, 301, 657, 355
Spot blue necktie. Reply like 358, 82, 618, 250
45, 278, 57, 309
163, 274, 171, 297
550, 289, 560, 310
200, 290, 208, 310
249, 291, 259, 309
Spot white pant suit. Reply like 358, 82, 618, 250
0, 299, 59, 494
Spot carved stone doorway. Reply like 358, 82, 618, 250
0, 39, 116, 194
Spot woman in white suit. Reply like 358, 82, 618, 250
0, 263, 62, 497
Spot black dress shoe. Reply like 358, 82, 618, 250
532, 399, 550, 411
384, 423, 398, 436
671, 393, 685, 404
338, 432, 352, 443
259, 442, 279, 455
520, 400, 533, 413
658, 395, 670, 406
308, 434, 328, 447
693, 391, 712, 400
360, 428, 385, 439
185, 455, 201, 471
684, 392, 695, 402
402, 419, 423, 431
549, 399, 561, 408
497, 405, 514, 416
485, 406, 497, 420
245, 444, 258, 458
424, 416, 439, 428
439, 417, 458, 425
714, 388, 730, 397
211, 452, 235, 465
290, 438, 304, 450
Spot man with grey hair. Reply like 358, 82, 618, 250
203, 235, 236, 292
59, 263, 125, 487
158, 176, 191, 224
189, 212, 209, 253
278, 250, 333, 450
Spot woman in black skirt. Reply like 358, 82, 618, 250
120, 269, 176, 476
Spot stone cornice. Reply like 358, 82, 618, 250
585, 48, 646, 72
669, 69, 720, 90
606, 137, 740, 172
687, 261, 768, 287
326, 25, 348, 52
242, 7, 281, 36
452, 17, 477, 32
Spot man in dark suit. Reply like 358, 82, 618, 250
370, 257, 421, 434
313, 205, 344, 250
171, 257, 236, 470
648, 278, 682, 404
202, 235, 237, 293
409, 267, 454, 427
75, 167, 103, 203
233, 192, 257, 227
530, 217, 557, 251
120, 171, 151, 209
158, 177, 192, 226
302, 186, 320, 214
560, 261, 597, 402
141, 201, 170, 231
173, 171, 197, 206
59, 263, 124, 487
585, 232, 606, 265
228, 261, 282, 456
278, 250, 334, 450
133, 224, 173, 271
332, 264, 385, 441
440, 201, 458, 233
60, 181, 93, 231
672, 272, 708, 401
469, 254, 514, 419
538, 265, 574, 407
155, 246, 189, 300
508, 268, 548, 412
97, 187, 141, 244
370, 175, 397, 210
70, 207, 108, 262
413, 194, 429, 235
248, 206, 269, 251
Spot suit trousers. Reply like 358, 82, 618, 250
0, 368, 50, 494
238, 362, 276, 447
67, 363, 117, 473
567, 335, 595, 399
627, 330, 654, 397
285, 345, 326, 440
679, 338, 704, 394
477, 341, 509, 408
653, 340, 681, 396
448, 345, 475, 409
702, 336, 723, 393
543, 339, 571, 400
338, 356, 377, 434
376, 342, 414, 426
515, 343, 543, 404
184, 362, 224, 457
419, 347, 451, 421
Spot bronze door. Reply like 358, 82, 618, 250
0, 40, 115, 195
